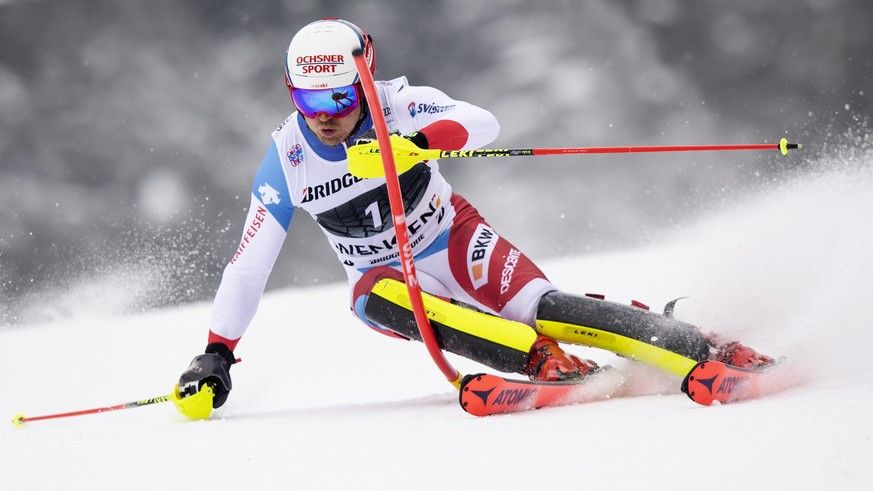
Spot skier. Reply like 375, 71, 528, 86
176, 18, 774, 412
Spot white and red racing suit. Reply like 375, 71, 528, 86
207, 77, 556, 349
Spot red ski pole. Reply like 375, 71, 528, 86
13, 393, 171, 427
435, 139, 800, 158
347, 138, 801, 178
13, 382, 217, 426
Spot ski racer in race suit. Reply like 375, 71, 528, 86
176, 18, 775, 412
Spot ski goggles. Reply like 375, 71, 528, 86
291, 84, 362, 119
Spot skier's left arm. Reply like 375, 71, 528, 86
391, 82, 500, 151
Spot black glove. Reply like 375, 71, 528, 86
353, 129, 428, 149
178, 342, 235, 409
403, 131, 429, 149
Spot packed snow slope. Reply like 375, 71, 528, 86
3, 152, 873, 490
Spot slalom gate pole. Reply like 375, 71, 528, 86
352, 49, 462, 388
13, 394, 171, 427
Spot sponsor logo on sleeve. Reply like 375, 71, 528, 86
231, 206, 268, 265
258, 183, 281, 205
408, 101, 457, 117
500, 248, 521, 294
468, 224, 497, 289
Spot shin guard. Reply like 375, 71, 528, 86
363, 278, 537, 373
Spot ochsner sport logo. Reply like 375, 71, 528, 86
468, 224, 497, 289
296, 54, 344, 74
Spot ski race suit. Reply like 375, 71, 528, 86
207, 77, 556, 350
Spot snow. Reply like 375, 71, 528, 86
3, 156, 873, 490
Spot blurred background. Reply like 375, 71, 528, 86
1, 0, 870, 325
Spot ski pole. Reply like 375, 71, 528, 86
13, 382, 216, 426
348, 137, 801, 178
12, 393, 171, 427
432, 139, 800, 159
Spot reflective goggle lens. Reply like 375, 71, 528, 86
292, 84, 361, 118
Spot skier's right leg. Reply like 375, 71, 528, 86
350, 268, 597, 380
351, 267, 538, 373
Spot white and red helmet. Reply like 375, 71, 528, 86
285, 18, 375, 91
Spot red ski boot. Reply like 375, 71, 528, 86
523, 335, 599, 382
713, 340, 775, 370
